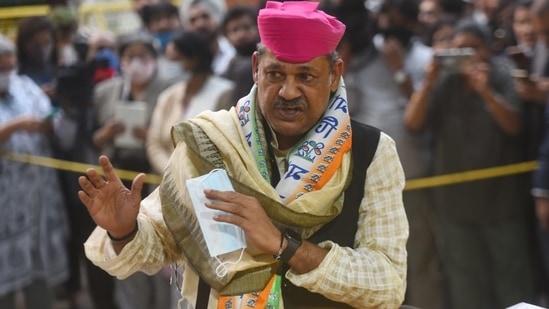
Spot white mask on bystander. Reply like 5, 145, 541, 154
121, 58, 157, 85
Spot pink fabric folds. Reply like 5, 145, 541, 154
258, 1, 346, 63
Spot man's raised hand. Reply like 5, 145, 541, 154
78, 155, 145, 239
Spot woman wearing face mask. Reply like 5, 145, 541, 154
15, 16, 57, 99
146, 31, 234, 176
145, 30, 233, 309
0, 35, 69, 309
91, 32, 174, 309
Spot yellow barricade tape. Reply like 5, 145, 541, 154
404, 161, 539, 190
78, 0, 181, 14
0, 5, 49, 19
0, 151, 163, 185
0, 151, 540, 191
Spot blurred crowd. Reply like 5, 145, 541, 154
2, 0, 549, 308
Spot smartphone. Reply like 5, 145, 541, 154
505, 46, 530, 71
511, 69, 529, 79
511, 69, 535, 85
434, 48, 475, 73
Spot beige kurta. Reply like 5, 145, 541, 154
85, 120, 408, 308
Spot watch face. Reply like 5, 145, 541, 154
285, 229, 302, 242
281, 229, 302, 262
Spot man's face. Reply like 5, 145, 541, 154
476, 0, 500, 19
147, 13, 182, 33
452, 32, 489, 63
531, 11, 549, 47
252, 49, 343, 150
24, 30, 54, 63
513, 6, 536, 48
187, 5, 218, 37
419, 0, 442, 28
378, 9, 416, 46
225, 15, 259, 55
431, 24, 454, 51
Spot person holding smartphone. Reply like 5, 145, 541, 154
512, 0, 549, 106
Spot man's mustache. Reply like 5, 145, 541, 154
274, 97, 307, 108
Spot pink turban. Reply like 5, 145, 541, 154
258, 1, 346, 63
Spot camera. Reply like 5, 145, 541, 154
434, 48, 475, 73
55, 62, 95, 108
505, 46, 530, 71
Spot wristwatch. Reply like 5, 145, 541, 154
280, 229, 302, 263
393, 69, 408, 85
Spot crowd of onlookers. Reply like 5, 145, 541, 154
2, 0, 549, 308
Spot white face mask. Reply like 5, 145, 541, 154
0, 70, 14, 92
122, 58, 157, 85
186, 169, 247, 273
160, 59, 186, 80
60, 45, 78, 66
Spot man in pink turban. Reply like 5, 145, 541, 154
78, 2, 409, 308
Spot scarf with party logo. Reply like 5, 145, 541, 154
236, 80, 352, 202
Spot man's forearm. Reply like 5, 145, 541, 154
404, 81, 433, 132
480, 88, 520, 136
287, 240, 329, 274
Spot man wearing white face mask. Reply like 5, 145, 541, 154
91, 32, 174, 309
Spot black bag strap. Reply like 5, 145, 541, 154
196, 277, 210, 309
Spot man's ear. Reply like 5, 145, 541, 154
330, 58, 344, 92
252, 52, 259, 83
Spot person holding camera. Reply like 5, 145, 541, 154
53, 40, 120, 309
405, 18, 536, 309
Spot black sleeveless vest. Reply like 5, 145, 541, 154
281, 121, 381, 308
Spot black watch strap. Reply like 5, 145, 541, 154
280, 229, 302, 263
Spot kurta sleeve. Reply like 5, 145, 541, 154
84, 188, 182, 279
